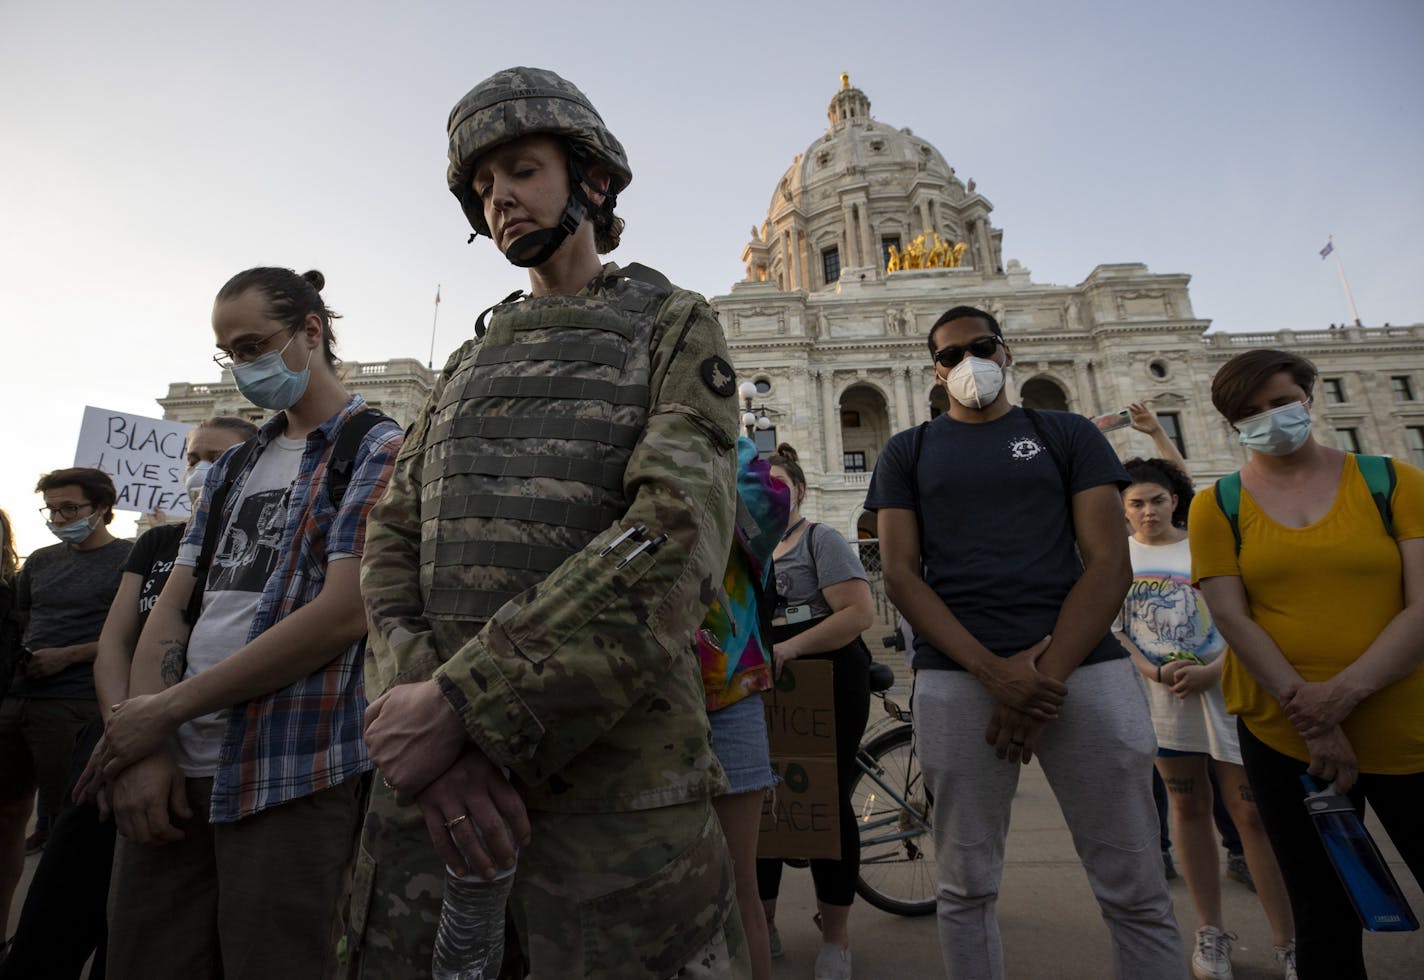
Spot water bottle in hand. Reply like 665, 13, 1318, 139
431, 858, 517, 980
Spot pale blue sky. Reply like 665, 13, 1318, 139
3, 0, 1421, 553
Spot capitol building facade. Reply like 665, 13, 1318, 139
160, 78, 1424, 543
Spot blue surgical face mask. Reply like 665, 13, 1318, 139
47, 511, 97, 545
230, 331, 313, 410
185, 460, 214, 504
1236, 400, 1313, 456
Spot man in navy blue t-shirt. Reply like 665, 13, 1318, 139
866, 306, 1185, 979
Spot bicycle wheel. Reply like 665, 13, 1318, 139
851, 724, 935, 916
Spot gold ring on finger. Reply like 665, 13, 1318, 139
444, 814, 469, 829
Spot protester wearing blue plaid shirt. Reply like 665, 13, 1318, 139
79, 268, 401, 980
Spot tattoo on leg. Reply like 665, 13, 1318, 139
159, 641, 187, 688
1237, 783, 1255, 804
1166, 776, 1195, 795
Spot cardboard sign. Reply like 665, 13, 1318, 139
73, 406, 194, 517
758, 659, 841, 860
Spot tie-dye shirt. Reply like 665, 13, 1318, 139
699, 437, 790, 711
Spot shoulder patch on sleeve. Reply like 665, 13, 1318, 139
700, 356, 737, 397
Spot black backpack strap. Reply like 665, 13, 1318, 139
185, 437, 258, 626
325, 408, 391, 508
1021, 408, 1071, 498
909, 421, 930, 567
183, 409, 389, 628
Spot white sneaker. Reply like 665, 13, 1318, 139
1274, 940, 1297, 980
813, 942, 852, 980
1191, 925, 1235, 980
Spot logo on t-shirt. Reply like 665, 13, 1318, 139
1007, 437, 1044, 461
208, 487, 290, 594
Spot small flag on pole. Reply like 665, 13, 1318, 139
1319, 240, 1334, 260
434, 285, 441, 305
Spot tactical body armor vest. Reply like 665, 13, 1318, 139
419, 270, 671, 654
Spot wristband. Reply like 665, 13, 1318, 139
1156, 663, 1163, 683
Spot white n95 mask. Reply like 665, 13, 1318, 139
945, 356, 1004, 409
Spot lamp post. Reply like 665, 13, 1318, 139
738, 380, 771, 441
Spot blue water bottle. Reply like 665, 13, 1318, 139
1301, 776, 1418, 932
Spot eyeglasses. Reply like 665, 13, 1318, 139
213, 324, 294, 370
933, 335, 1003, 369
40, 502, 94, 522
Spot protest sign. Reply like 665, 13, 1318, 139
758, 659, 841, 860
74, 406, 194, 517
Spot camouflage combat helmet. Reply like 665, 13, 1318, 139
447, 67, 632, 241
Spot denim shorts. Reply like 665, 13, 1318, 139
708, 691, 775, 794
1156, 747, 1208, 759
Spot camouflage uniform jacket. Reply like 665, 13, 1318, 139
361, 263, 739, 812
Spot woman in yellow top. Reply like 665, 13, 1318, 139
1190, 349, 1424, 980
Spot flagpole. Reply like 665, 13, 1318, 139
428, 285, 441, 369
1327, 236, 1363, 327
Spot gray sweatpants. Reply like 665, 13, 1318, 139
913, 658, 1187, 980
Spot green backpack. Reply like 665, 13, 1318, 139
1212, 453, 1397, 556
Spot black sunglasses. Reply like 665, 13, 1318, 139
933, 335, 1002, 369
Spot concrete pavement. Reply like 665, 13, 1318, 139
10, 759, 1421, 978
765, 758, 1424, 979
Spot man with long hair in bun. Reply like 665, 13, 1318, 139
86, 268, 402, 980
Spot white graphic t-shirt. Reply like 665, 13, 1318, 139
173, 435, 304, 776
1121, 536, 1239, 761
1121, 537, 1225, 667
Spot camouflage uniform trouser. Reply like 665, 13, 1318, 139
344, 779, 750, 979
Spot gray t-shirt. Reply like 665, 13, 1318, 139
773, 522, 869, 619
13, 537, 132, 700
173, 434, 303, 776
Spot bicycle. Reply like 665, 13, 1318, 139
850, 645, 935, 917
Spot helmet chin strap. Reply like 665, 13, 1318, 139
504, 194, 586, 268
503, 153, 600, 269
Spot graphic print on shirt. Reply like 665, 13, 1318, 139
138, 556, 175, 615
208, 486, 291, 594
1123, 567, 1224, 666
1007, 436, 1044, 461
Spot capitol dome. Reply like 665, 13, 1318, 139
742, 74, 1004, 290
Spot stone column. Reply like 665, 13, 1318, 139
1072, 361, 1096, 415
1003, 363, 1021, 407
841, 205, 858, 267
787, 230, 801, 291
837, 205, 860, 267
819, 369, 842, 475
894, 365, 911, 431
800, 231, 813, 292
976, 218, 994, 272
859, 196, 877, 274
919, 366, 936, 423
